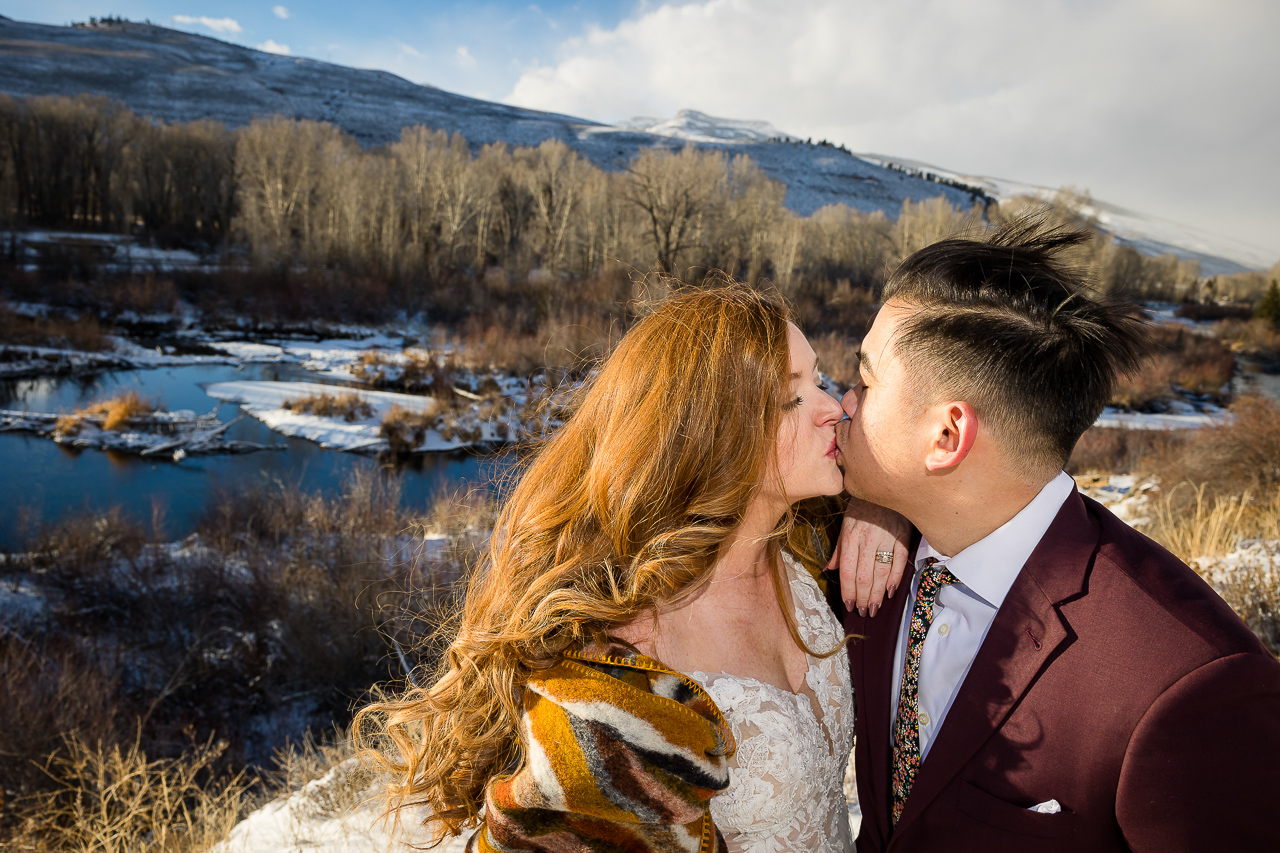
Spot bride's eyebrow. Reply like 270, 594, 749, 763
790, 356, 820, 380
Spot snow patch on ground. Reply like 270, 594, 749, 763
215, 760, 460, 853
1093, 407, 1229, 430
204, 380, 516, 453
0, 576, 49, 627
204, 335, 402, 373
1074, 474, 1158, 526
1194, 538, 1280, 586
221, 755, 857, 852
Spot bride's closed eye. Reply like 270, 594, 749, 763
783, 378, 830, 410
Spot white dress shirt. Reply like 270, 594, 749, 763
889, 470, 1077, 759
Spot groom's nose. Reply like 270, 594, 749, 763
840, 386, 861, 417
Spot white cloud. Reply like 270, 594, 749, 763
397, 41, 423, 58
273, 5, 289, 19
171, 15, 242, 34
505, 0, 1280, 259
257, 39, 291, 55
456, 45, 476, 69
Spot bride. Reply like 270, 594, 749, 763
359, 285, 903, 852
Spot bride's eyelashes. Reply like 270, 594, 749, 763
782, 378, 830, 410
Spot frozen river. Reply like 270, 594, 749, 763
0, 363, 512, 549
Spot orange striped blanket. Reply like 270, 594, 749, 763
468, 642, 736, 853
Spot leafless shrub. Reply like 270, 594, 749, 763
1112, 325, 1235, 409
379, 405, 440, 453
1152, 395, 1280, 509
282, 391, 375, 422
808, 330, 861, 389
30, 730, 251, 853
1215, 318, 1280, 361
1066, 426, 1189, 477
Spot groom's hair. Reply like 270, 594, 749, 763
881, 213, 1153, 475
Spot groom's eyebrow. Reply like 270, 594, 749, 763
856, 349, 876, 380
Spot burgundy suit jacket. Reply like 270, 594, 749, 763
840, 491, 1280, 852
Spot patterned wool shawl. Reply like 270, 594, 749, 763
468, 642, 737, 853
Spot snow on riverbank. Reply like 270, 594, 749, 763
205, 333, 404, 373
204, 381, 516, 453
1093, 405, 1229, 430
0, 408, 280, 459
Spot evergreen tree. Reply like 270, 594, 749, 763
1257, 280, 1280, 329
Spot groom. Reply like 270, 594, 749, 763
833, 220, 1280, 851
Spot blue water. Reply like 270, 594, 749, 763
0, 364, 512, 548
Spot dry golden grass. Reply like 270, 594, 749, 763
1146, 484, 1280, 563
1071, 395, 1280, 655
1146, 485, 1280, 655
0, 304, 111, 352
379, 404, 438, 453
282, 391, 375, 422
54, 391, 159, 435
29, 731, 251, 853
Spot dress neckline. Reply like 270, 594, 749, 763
689, 559, 827, 700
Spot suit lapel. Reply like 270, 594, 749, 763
890, 491, 1099, 839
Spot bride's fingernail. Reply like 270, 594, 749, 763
869, 603, 879, 618
887, 584, 897, 599
858, 607, 868, 618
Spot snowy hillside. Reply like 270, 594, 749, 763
0, 16, 982, 219
1, 15, 1262, 271
860, 155, 1273, 276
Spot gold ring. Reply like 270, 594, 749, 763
874, 550, 893, 564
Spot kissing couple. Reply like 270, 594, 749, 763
359, 217, 1280, 852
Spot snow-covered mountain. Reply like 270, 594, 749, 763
860, 155, 1272, 277
0, 15, 1265, 273
614, 109, 797, 143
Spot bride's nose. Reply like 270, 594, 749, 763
816, 390, 843, 425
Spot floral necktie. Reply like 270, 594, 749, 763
890, 557, 958, 826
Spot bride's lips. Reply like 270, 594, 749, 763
825, 436, 839, 459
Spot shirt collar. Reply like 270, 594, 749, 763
915, 470, 1077, 609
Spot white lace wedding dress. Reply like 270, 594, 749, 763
689, 554, 856, 853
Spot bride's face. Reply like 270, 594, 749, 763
770, 323, 845, 504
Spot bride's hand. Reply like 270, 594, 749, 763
824, 496, 911, 617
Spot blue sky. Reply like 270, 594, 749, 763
13, 1, 637, 101
8, 1, 1280, 260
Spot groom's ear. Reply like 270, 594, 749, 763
924, 401, 978, 472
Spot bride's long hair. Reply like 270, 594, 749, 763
356, 284, 834, 841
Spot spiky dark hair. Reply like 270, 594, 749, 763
882, 213, 1152, 472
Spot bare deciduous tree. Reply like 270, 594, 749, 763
624, 145, 727, 276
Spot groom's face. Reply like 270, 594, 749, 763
835, 302, 930, 507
